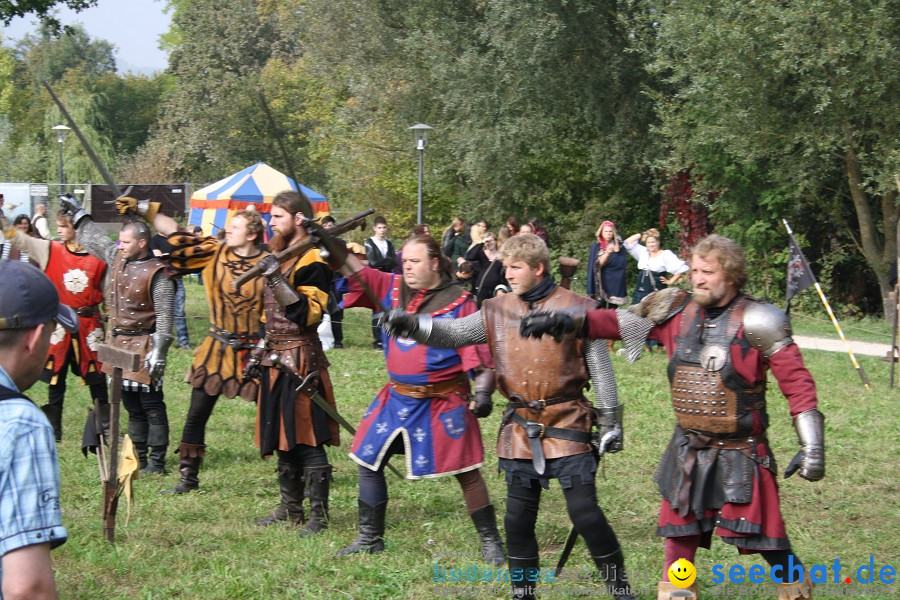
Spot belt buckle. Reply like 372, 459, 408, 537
524, 421, 545, 439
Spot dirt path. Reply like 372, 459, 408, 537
793, 335, 893, 358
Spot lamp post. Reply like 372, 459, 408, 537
408, 123, 433, 225
52, 125, 70, 196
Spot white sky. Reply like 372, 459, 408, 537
2, 0, 171, 74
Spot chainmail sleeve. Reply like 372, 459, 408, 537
615, 309, 656, 363
76, 218, 119, 265
151, 271, 175, 336
425, 310, 488, 347
585, 338, 618, 409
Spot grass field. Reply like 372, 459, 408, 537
37, 282, 899, 599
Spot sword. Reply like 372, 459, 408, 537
268, 354, 405, 481
42, 80, 123, 199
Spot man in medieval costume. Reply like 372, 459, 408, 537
59, 194, 175, 475
242, 190, 340, 538
385, 234, 640, 600
520, 234, 825, 600
0, 205, 108, 442
323, 232, 504, 565
116, 198, 270, 494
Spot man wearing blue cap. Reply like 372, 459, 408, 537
0, 261, 78, 599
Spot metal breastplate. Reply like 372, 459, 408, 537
667, 295, 766, 438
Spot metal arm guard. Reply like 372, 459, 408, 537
594, 404, 624, 455
145, 332, 174, 380
267, 271, 301, 307
743, 301, 794, 358
790, 408, 825, 481
243, 338, 266, 380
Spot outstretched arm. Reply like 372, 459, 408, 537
384, 309, 487, 348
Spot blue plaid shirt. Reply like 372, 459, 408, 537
0, 364, 67, 588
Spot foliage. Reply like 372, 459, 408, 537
638, 0, 900, 314
0, 0, 96, 31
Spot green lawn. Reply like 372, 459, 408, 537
37, 283, 899, 599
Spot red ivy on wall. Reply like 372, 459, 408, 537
660, 170, 709, 257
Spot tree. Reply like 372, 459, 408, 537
0, 1, 96, 32
642, 0, 899, 315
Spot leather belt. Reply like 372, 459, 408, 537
265, 331, 320, 351
209, 326, 260, 349
112, 328, 153, 337
510, 412, 592, 476
75, 305, 100, 317
389, 374, 467, 399
676, 431, 770, 517
506, 393, 582, 412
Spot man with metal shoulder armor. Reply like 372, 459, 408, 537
520, 235, 825, 600
58, 193, 175, 475
385, 234, 654, 600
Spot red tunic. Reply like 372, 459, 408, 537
42, 242, 107, 384
587, 304, 818, 552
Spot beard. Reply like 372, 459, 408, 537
692, 286, 728, 308
268, 232, 288, 253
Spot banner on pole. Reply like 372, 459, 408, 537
786, 233, 816, 310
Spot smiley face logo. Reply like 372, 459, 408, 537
668, 558, 696, 588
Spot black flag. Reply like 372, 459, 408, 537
786, 233, 816, 310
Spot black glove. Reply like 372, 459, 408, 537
242, 340, 266, 381
383, 308, 420, 339
519, 310, 584, 342
469, 369, 496, 418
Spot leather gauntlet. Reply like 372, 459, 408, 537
470, 369, 496, 418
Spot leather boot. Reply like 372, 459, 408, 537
256, 462, 305, 526
142, 420, 169, 474
160, 443, 205, 494
41, 404, 63, 442
775, 570, 813, 599
508, 555, 539, 600
658, 580, 699, 600
335, 499, 387, 556
593, 547, 636, 599
128, 420, 149, 470
469, 504, 505, 566
143, 446, 169, 475
298, 465, 332, 538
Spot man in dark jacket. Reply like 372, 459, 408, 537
364, 216, 397, 349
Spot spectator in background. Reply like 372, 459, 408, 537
587, 221, 629, 354
528, 217, 549, 247
13, 214, 38, 238
0, 261, 77, 599
454, 260, 475, 292
365, 216, 397, 350
518, 223, 534, 235
499, 216, 519, 244
31, 204, 50, 240
464, 230, 499, 300
623, 228, 688, 352
468, 220, 487, 248
441, 217, 469, 266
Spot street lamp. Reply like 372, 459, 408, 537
52, 124, 70, 196
408, 123, 433, 225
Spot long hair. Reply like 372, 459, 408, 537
404, 234, 453, 279
272, 190, 313, 221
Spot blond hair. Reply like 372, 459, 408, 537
499, 233, 550, 272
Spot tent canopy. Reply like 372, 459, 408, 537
188, 162, 330, 237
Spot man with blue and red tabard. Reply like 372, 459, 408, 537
520, 235, 825, 600
330, 233, 504, 566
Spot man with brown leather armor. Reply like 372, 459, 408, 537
520, 235, 825, 600
58, 194, 175, 475
385, 234, 636, 600
242, 190, 340, 538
